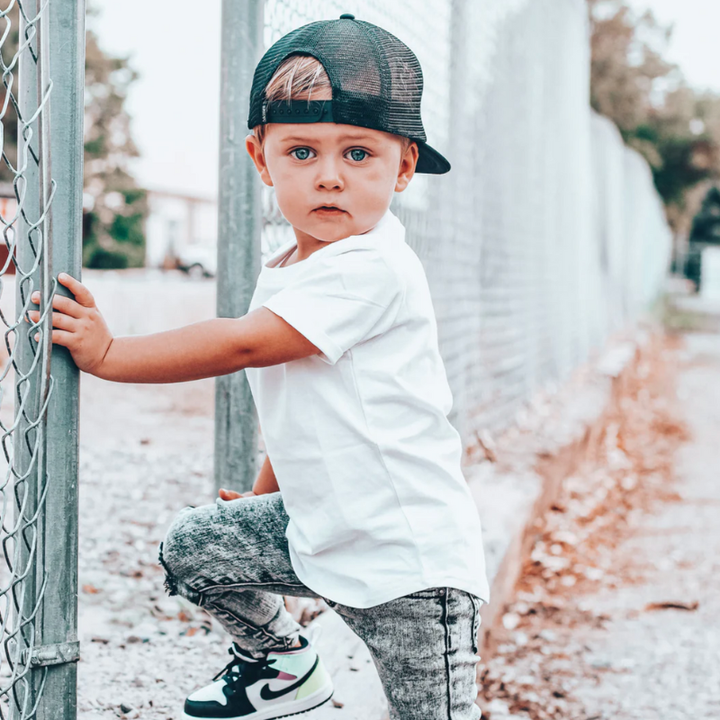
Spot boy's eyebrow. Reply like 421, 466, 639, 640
279, 133, 379, 144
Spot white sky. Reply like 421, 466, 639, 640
90, 0, 719, 198
89, 0, 223, 198
626, 0, 720, 93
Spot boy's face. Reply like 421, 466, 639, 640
246, 121, 418, 244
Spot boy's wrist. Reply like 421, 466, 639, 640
88, 337, 115, 379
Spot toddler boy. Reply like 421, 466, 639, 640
28, 13, 491, 720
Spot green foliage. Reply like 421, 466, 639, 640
84, 244, 129, 270
0, 3, 148, 269
82, 8, 148, 269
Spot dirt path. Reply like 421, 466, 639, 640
476, 331, 720, 720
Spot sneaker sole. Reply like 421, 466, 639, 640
180, 681, 335, 720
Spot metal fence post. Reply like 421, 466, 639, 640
33, 0, 86, 718
214, 0, 264, 494
11, 0, 56, 717
9, 0, 83, 717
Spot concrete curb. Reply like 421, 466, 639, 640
468, 338, 640, 664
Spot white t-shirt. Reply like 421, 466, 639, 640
244, 208, 490, 608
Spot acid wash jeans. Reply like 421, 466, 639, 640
158, 491, 484, 720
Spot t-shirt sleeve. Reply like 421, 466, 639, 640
262, 249, 405, 365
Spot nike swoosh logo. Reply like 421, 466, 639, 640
259, 656, 319, 701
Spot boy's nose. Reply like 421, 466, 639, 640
315, 160, 344, 191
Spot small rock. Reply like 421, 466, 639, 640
486, 698, 511, 715
502, 612, 521, 630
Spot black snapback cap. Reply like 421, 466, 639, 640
247, 12, 451, 175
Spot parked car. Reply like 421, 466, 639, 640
176, 244, 217, 278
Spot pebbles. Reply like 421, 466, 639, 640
477, 333, 691, 720
75, 379, 326, 719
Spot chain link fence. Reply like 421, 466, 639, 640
0, 2, 56, 717
0, 0, 83, 718
259, 0, 672, 443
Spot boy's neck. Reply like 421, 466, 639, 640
288, 227, 330, 264
287, 223, 373, 265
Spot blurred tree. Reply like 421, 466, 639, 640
0, 3, 148, 269
82, 11, 148, 269
588, 0, 720, 239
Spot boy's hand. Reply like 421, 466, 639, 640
25, 273, 114, 375
219, 488, 256, 500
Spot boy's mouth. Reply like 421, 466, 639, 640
313, 205, 346, 215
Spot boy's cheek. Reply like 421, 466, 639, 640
274, 189, 309, 222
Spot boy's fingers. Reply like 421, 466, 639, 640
49, 293, 87, 318
218, 488, 255, 500
28, 294, 86, 319
27, 310, 76, 332
218, 488, 243, 500
57, 273, 96, 308
34, 329, 73, 346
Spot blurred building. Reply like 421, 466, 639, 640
145, 188, 218, 271
0, 184, 220, 275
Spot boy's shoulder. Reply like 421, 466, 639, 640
325, 231, 427, 294
331, 218, 424, 270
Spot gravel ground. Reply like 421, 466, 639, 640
8, 268, 716, 719
76, 374, 328, 720
77, 373, 235, 720
475, 330, 720, 720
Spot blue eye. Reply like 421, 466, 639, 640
348, 148, 368, 162
291, 148, 313, 160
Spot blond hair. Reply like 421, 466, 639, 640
253, 54, 412, 154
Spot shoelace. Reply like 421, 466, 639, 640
212, 646, 269, 687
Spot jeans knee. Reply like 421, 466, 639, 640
157, 537, 183, 598
157, 506, 203, 601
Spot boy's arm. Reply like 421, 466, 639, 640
252, 454, 280, 494
27, 273, 320, 383
97, 309, 318, 383
219, 453, 279, 499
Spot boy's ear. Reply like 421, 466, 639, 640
395, 141, 419, 193
245, 133, 274, 187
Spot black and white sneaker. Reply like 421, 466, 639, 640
182, 634, 334, 719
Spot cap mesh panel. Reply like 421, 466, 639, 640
248, 19, 427, 141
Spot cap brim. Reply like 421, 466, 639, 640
415, 140, 451, 174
